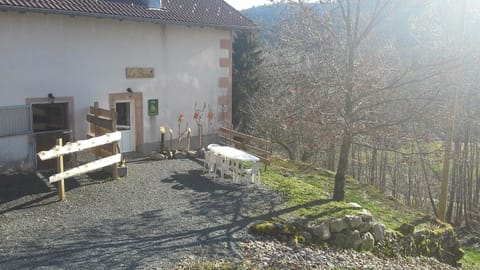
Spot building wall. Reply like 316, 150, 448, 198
0, 136, 33, 172
0, 11, 233, 170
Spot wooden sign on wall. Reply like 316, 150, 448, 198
126, 67, 154, 79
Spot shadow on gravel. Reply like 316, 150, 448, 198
0, 171, 113, 214
0, 173, 51, 204
162, 169, 236, 194
0, 163, 332, 269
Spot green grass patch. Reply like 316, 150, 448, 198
462, 248, 480, 270
173, 260, 274, 270
256, 157, 479, 268
260, 157, 427, 228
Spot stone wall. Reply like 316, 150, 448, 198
249, 214, 463, 266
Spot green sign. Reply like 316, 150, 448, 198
148, 99, 158, 116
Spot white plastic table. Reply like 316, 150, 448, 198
207, 145, 260, 183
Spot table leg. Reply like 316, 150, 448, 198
252, 162, 260, 183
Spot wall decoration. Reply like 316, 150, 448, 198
126, 67, 154, 79
148, 99, 158, 116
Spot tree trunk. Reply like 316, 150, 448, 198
475, 143, 480, 206
447, 141, 461, 223
327, 143, 336, 171
407, 153, 413, 206
380, 150, 387, 192
333, 130, 352, 201
351, 143, 356, 179
369, 146, 377, 186
393, 152, 398, 198
463, 137, 470, 227
273, 136, 295, 161
420, 154, 438, 217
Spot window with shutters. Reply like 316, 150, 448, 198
0, 105, 32, 137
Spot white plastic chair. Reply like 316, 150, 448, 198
203, 150, 216, 175
228, 159, 243, 183
225, 160, 259, 184
244, 162, 261, 184
214, 155, 230, 180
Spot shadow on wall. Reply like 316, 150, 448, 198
0, 160, 35, 175
0, 136, 36, 174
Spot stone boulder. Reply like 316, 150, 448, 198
357, 214, 374, 233
348, 202, 363, 209
345, 215, 363, 230
360, 232, 375, 251
330, 218, 348, 233
398, 223, 415, 235
332, 229, 362, 250
311, 221, 331, 241
371, 223, 386, 242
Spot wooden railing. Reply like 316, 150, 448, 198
37, 132, 122, 201
218, 127, 272, 170
86, 101, 121, 177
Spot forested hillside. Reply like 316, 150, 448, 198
234, 0, 480, 242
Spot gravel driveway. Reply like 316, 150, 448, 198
0, 158, 282, 269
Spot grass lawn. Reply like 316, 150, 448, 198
260, 157, 423, 229
260, 157, 480, 269
462, 248, 480, 270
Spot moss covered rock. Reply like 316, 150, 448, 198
249, 215, 463, 267
375, 218, 463, 267
249, 220, 305, 245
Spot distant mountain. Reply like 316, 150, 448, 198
241, 3, 294, 44
242, 3, 286, 28
240, 1, 425, 51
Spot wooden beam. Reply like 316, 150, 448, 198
86, 113, 114, 130
218, 127, 271, 146
49, 154, 122, 183
91, 147, 113, 158
89, 106, 115, 119
93, 125, 114, 136
38, 132, 121, 160
87, 127, 113, 139
218, 136, 269, 155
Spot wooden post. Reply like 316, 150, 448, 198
186, 128, 191, 152
111, 106, 119, 179
198, 124, 202, 149
169, 129, 173, 151
56, 138, 66, 201
160, 126, 166, 153
93, 101, 99, 138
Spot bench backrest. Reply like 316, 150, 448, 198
218, 127, 272, 169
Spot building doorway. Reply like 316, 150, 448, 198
109, 92, 143, 153
115, 100, 136, 153
30, 100, 73, 171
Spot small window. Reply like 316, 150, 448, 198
116, 102, 131, 131
32, 103, 69, 132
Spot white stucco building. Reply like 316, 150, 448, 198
0, 0, 255, 172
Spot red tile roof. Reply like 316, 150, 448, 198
0, 0, 256, 30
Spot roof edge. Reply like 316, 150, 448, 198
0, 5, 258, 31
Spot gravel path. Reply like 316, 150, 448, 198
236, 238, 457, 270
0, 158, 282, 269
0, 158, 461, 269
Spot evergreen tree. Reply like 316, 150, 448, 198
232, 31, 263, 131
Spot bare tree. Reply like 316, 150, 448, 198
249, 0, 476, 208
